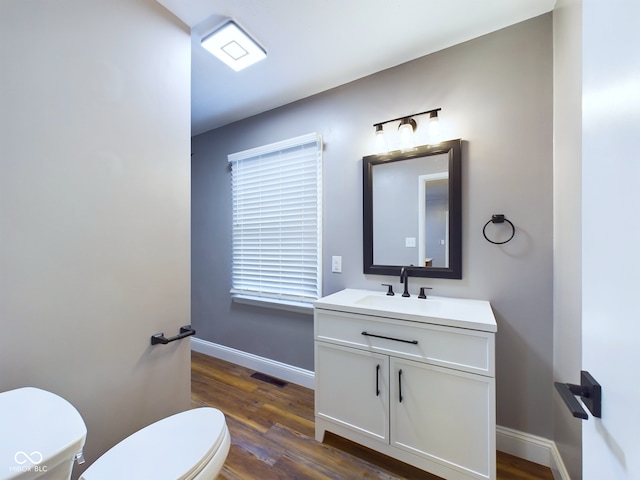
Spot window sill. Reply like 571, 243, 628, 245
231, 294, 314, 315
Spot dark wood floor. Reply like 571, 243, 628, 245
191, 351, 554, 480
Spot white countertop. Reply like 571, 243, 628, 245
314, 288, 497, 333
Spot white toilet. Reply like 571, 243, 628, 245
0, 387, 230, 480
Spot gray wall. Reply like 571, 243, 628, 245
552, 1, 583, 478
192, 15, 554, 438
0, 1, 191, 476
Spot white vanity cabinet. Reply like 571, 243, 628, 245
314, 289, 497, 480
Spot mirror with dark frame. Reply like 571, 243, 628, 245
363, 139, 462, 279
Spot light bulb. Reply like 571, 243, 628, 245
427, 111, 443, 144
398, 118, 416, 150
374, 125, 388, 154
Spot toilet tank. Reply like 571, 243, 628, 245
0, 387, 87, 480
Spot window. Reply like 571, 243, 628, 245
228, 133, 322, 309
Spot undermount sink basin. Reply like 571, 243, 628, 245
354, 294, 443, 315
314, 288, 496, 332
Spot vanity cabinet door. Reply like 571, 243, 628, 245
315, 343, 389, 444
390, 357, 496, 479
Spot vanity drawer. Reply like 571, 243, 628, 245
315, 309, 494, 377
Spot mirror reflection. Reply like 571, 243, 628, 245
363, 139, 462, 279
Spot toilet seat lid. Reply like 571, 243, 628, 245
0, 387, 87, 477
80, 407, 227, 480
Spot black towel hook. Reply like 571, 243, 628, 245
151, 325, 196, 345
483, 214, 515, 244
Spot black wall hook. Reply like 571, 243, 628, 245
483, 214, 515, 244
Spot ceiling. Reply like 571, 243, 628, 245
157, 0, 556, 136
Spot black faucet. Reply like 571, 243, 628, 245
418, 286, 432, 299
400, 267, 410, 297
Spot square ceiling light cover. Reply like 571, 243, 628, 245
201, 21, 266, 72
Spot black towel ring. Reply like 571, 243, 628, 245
483, 214, 515, 245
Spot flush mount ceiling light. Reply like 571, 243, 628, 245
373, 108, 443, 154
201, 20, 266, 72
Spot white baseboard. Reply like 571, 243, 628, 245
191, 338, 569, 479
191, 337, 315, 389
496, 426, 570, 480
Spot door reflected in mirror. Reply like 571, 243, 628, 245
419, 173, 449, 268
363, 139, 461, 279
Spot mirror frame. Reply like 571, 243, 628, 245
363, 139, 462, 278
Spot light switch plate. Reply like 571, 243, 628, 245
331, 256, 342, 273
405, 237, 416, 247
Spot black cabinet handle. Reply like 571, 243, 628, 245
398, 369, 403, 403
376, 364, 380, 396
151, 325, 196, 345
362, 331, 418, 345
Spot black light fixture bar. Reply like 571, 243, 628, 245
373, 108, 441, 128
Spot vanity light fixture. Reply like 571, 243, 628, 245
373, 108, 442, 154
374, 124, 388, 155
201, 20, 266, 72
398, 117, 417, 150
426, 110, 444, 144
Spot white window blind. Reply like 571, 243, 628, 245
229, 133, 322, 305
